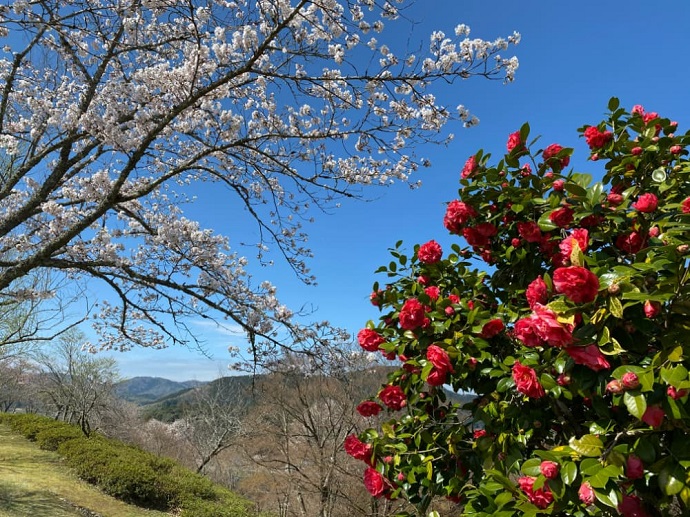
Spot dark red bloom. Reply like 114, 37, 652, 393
356, 401, 383, 417
418, 240, 443, 264
512, 361, 545, 399
584, 125, 613, 149
444, 200, 478, 234
379, 385, 406, 410
553, 266, 599, 303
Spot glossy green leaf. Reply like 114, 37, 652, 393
569, 435, 603, 457
623, 392, 647, 419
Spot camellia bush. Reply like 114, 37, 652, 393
347, 99, 690, 516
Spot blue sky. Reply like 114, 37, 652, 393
104, 0, 690, 381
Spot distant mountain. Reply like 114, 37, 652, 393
115, 376, 206, 404
139, 374, 259, 422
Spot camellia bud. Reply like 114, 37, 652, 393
606, 379, 624, 394
676, 244, 690, 255
556, 373, 571, 386
667, 386, 689, 400
621, 372, 640, 390
540, 460, 559, 479
607, 284, 621, 295
643, 300, 661, 318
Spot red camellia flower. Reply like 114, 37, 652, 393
517, 221, 543, 243
606, 379, 623, 394
542, 143, 570, 169
461, 155, 478, 179
682, 197, 690, 214
540, 461, 559, 480
641, 405, 664, 427
398, 298, 428, 330
525, 276, 549, 308
517, 476, 553, 509
344, 434, 373, 462
549, 206, 574, 228
607, 192, 624, 206
565, 344, 611, 371
418, 239, 443, 264
379, 385, 406, 410
618, 495, 650, 517
426, 367, 448, 386
644, 300, 661, 318
553, 266, 599, 303
622, 372, 640, 390
356, 401, 383, 417
514, 317, 542, 347
532, 305, 574, 347
473, 429, 487, 439
578, 481, 595, 505
616, 231, 646, 254
584, 125, 613, 149
632, 193, 658, 213
363, 467, 387, 497
463, 226, 491, 248
626, 455, 644, 480
357, 328, 385, 352
667, 385, 689, 400
426, 344, 454, 374
559, 228, 589, 259
443, 200, 478, 234
424, 285, 440, 301
506, 130, 523, 152
512, 361, 545, 399
480, 319, 504, 339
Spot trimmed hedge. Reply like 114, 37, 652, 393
0, 413, 255, 516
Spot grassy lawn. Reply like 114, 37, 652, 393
0, 425, 170, 517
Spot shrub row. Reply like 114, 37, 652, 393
0, 413, 255, 517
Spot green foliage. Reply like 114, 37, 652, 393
34, 425, 84, 451
353, 101, 690, 516
1, 413, 254, 515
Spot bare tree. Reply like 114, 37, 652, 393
174, 377, 250, 474
33, 328, 119, 434
0, 355, 39, 411
239, 352, 403, 517
0, 1, 518, 364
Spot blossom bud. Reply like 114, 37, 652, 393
670, 145, 682, 154
621, 372, 640, 390
540, 460, 559, 479
591, 153, 599, 161
607, 284, 621, 295
579, 482, 595, 505
643, 300, 661, 318
677, 244, 690, 255
511, 238, 521, 248
626, 455, 644, 480
556, 373, 571, 386
606, 379, 624, 394
467, 357, 478, 369
631, 146, 643, 156
552, 179, 565, 191
648, 226, 660, 238
444, 306, 455, 316
667, 386, 689, 400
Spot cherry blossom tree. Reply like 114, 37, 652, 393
0, 0, 518, 363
